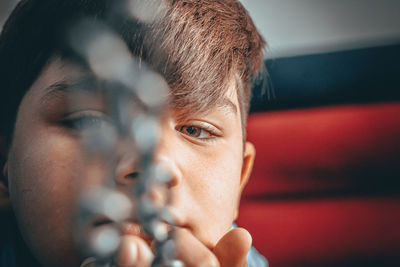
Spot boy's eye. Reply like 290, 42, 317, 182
178, 125, 214, 139
62, 113, 110, 132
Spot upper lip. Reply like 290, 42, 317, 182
90, 218, 155, 247
120, 221, 153, 245
90, 206, 187, 246
119, 218, 187, 248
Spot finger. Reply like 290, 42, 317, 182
114, 235, 154, 267
213, 227, 252, 267
174, 227, 220, 267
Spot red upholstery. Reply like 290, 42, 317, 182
237, 102, 400, 266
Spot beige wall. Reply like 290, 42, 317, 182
241, 0, 400, 58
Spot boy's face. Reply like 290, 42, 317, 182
2, 57, 255, 266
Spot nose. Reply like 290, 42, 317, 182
115, 139, 141, 186
153, 122, 183, 188
113, 121, 185, 225
115, 121, 182, 188
153, 153, 182, 188
115, 156, 141, 185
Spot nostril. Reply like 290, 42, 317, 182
126, 172, 140, 180
116, 171, 141, 185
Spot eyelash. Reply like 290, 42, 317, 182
176, 123, 220, 142
63, 113, 220, 143
62, 113, 109, 132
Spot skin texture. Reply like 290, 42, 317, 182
1, 57, 255, 266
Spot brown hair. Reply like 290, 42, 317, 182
0, 0, 265, 145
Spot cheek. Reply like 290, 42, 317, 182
182, 142, 243, 245
8, 127, 84, 265
199, 149, 241, 207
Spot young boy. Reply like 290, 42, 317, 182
0, 0, 267, 266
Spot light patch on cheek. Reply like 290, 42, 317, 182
15, 134, 82, 197
7, 126, 84, 250
200, 152, 242, 237
9, 138, 84, 267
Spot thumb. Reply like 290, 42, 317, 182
213, 227, 252, 267
114, 235, 154, 267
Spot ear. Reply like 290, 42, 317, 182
0, 161, 10, 210
240, 141, 256, 191
234, 141, 256, 220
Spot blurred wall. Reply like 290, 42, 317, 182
241, 0, 400, 58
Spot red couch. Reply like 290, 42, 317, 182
237, 102, 400, 266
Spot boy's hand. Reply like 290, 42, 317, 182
114, 227, 252, 267
213, 227, 252, 267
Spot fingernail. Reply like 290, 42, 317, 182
115, 236, 138, 265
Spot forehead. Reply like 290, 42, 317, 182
28, 57, 240, 119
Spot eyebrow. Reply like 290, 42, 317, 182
40, 76, 103, 103
42, 75, 102, 98
41, 78, 238, 116
217, 97, 238, 115
40, 76, 147, 109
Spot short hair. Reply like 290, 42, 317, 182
0, 0, 265, 147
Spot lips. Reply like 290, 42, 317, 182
120, 221, 153, 246
89, 205, 187, 248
